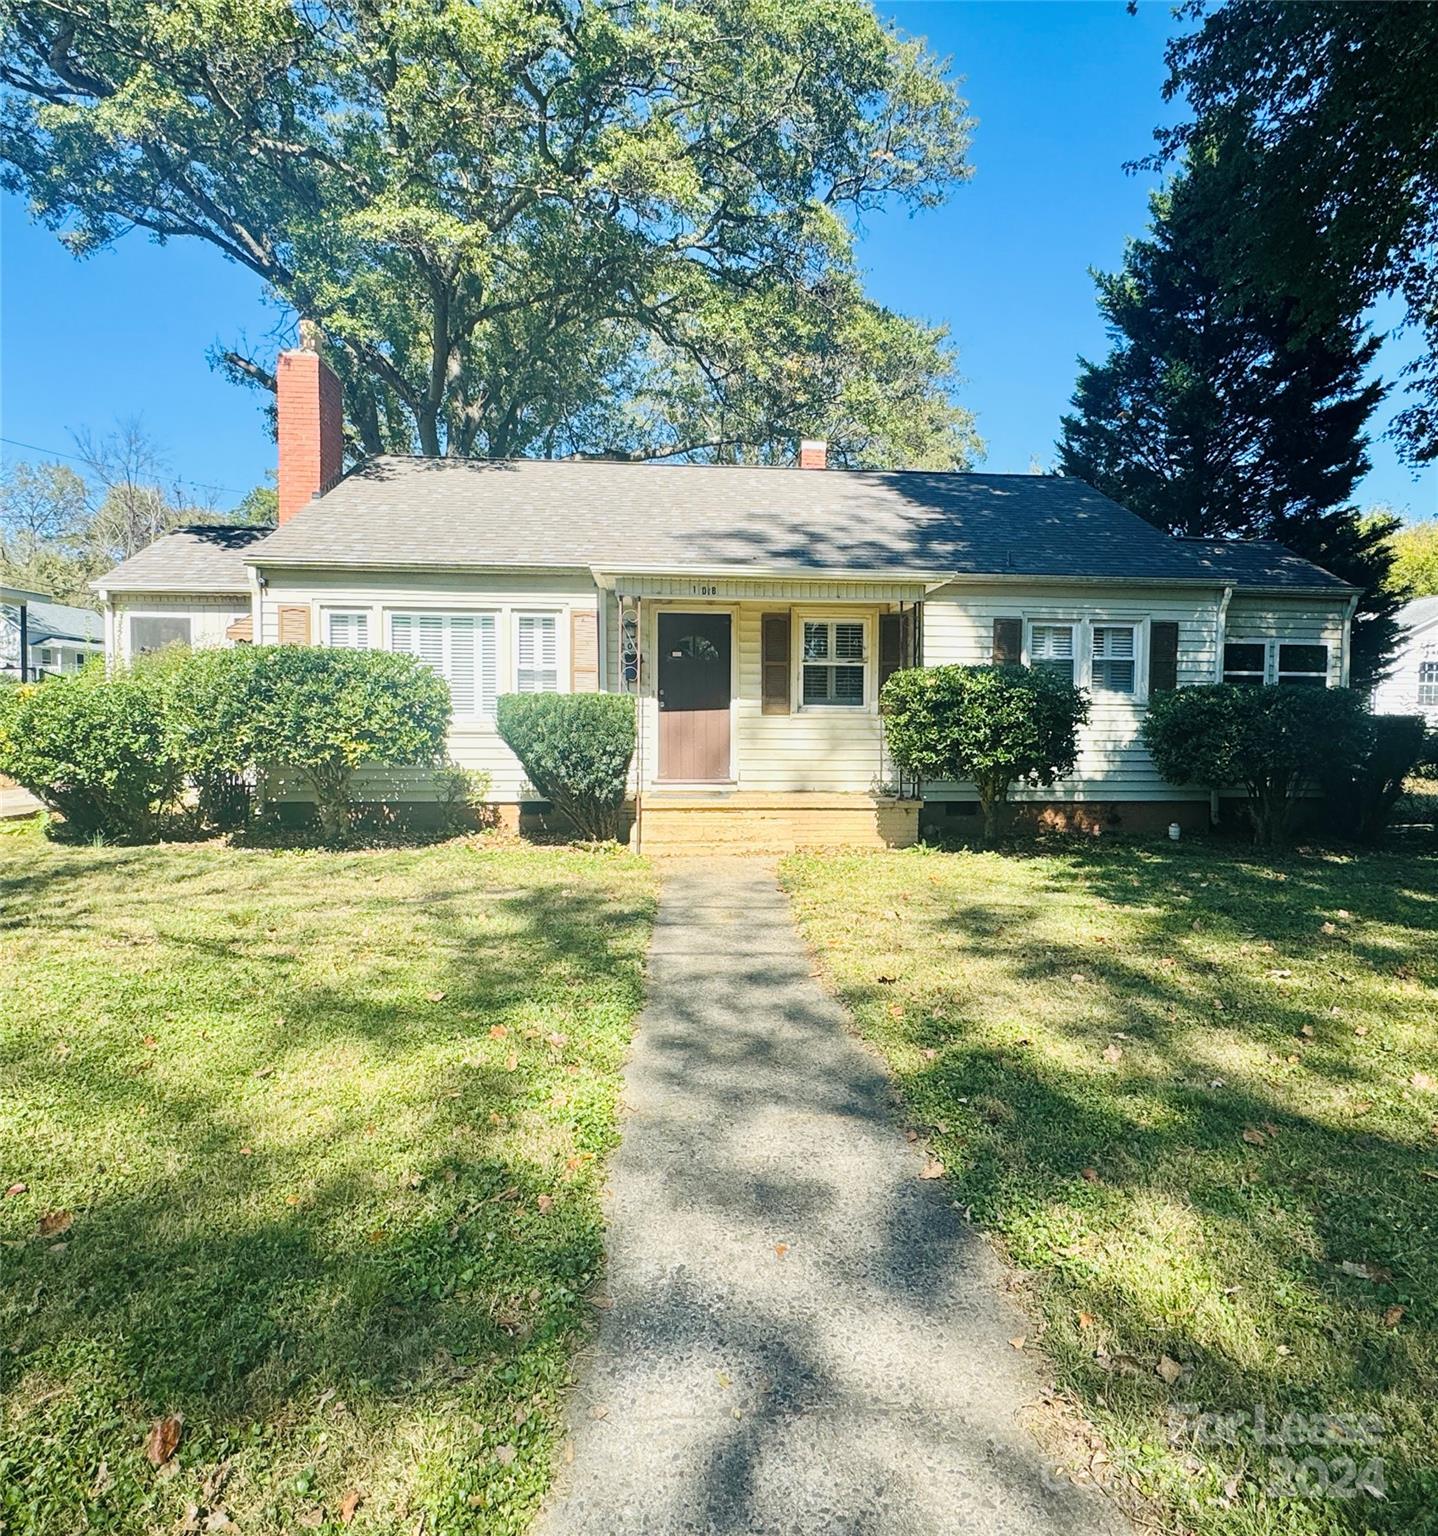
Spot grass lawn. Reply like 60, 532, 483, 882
0, 822, 654, 1536
782, 839, 1437, 1536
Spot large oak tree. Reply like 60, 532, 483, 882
1, 0, 981, 467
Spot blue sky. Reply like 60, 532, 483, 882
2, 0, 1434, 522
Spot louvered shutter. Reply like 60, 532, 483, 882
278, 605, 311, 645
992, 616, 1022, 664
516, 615, 558, 692
1149, 620, 1179, 693
447, 617, 476, 714
476, 615, 497, 713
761, 612, 791, 715
571, 610, 600, 691
327, 612, 369, 650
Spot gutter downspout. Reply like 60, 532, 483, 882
1340, 592, 1360, 688
17, 599, 27, 684
632, 595, 643, 855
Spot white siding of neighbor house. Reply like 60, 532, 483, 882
108, 592, 252, 661
256, 567, 599, 803
1372, 618, 1438, 726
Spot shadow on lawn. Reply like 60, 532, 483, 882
791, 843, 1438, 1533
0, 849, 650, 1534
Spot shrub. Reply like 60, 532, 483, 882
245, 647, 452, 839
881, 664, 1090, 845
495, 693, 636, 841
433, 760, 493, 833
1142, 684, 1370, 846
141, 646, 266, 831
1320, 713, 1429, 842
0, 661, 182, 840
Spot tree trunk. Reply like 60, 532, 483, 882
979, 793, 1002, 848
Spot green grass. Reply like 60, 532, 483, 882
782, 839, 1438, 1536
0, 821, 655, 1535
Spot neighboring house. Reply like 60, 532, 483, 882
1372, 596, 1438, 727
0, 586, 103, 679
93, 340, 1357, 850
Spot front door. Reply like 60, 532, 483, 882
657, 611, 732, 781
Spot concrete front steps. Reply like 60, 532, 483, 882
634, 791, 919, 854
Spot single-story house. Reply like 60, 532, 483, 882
1372, 597, 1438, 728
1, 586, 104, 679
93, 340, 1357, 849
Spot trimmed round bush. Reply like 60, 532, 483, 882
244, 647, 452, 839
0, 661, 182, 840
1141, 683, 1370, 846
881, 664, 1090, 845
495, 693, 636, 842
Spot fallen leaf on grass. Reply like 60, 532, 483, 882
774, 1243, 789, 1259
1412, 1073, 1437, 1094
1338, 1259, 1394, 1284
1240, 1128, 1266, 1147
425, 990, 447, 1003
1383, 1305, 1406, 1329
35, 1210, 72, 1238
297, 1509, 324, 1528
91, 1460, 113, 1497
1155, 1355, 1186, 1386
536, 1194, 554, 1215
1298, 1024, 1315, 1038
921, 1046, 937, 1060
1009, 1336, 1026, 1351
919, 1159, 945, 1180
504, 1052, 518, 1072
1101, 1044, 1122, 1064
4, 1182, 27, 1198
1321, 922, 1337, 935
488, 1024, 509, 1040
1077, 1312, 1096, 1329
144, 1414, 183, 1468
1268, 968, 1293, 980
1080, 1167, 1100, 1184
494, 1444, 516, 1466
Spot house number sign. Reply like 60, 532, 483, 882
690, 583, 719, 596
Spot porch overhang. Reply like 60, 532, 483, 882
591, 563, 951, 603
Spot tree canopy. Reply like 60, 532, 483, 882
1057, 159, 1401, 690
1152, 1, 1438, 465
1, 0, 981, 468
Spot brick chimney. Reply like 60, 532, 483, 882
277, 320, 344, 525
799, 438, 827, 470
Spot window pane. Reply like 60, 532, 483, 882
1031, 624, 1073, 659
802, 663, 864, 706
1278, 643, 1327, 676
802, 664, 828, 705
130, 616, 192, 654
1092, 626, 1134, 659
1094, 658, 1135, 693
1223, 642, 1266, 675
326, 612, 369, 650
390, 612, 494, 715
448, 618, 476, 713
517, 615, 558, 693
834, 622, 864, 661
833, 665, 864, 704
802, 622, 829, 661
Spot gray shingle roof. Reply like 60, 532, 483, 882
1171, 538, 1353, 592
23, 599, 103, 645
95, 525, 271, 593
1397, 596, 1438, 635
244, 458, 1351, 590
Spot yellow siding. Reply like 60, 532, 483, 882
109, 593, 252, 660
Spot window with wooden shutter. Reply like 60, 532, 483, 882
571, 609, 600, 691
390, 612, 496, 715
277, 605, 311, 645
761, 612, 791, 714
992, 616, 1022, 665
1148, 620, 1179, 693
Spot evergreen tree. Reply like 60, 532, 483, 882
1058, 162, 1401, 689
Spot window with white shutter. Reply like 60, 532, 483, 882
325, 610, 370, 650
389, 612, 496, 715
1029, 623, 1075, 683
515, 614, 559, 692
1091, 624, 1136, 694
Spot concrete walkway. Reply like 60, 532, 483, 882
537, 861, 1130, 1536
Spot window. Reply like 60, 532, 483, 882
1030, 623, 1075, 683
325, 610, 370, 650
515, 614, 559, 693
130, 615, 192, 654
1091, 625, 1137, 694
1419, 660, 1438, 707
1277, 643, 1328, 687
390, 612, 496, 715
801, 619, 866, 706
1222, 641, 1268, 686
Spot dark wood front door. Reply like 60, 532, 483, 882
658, 611, 732, 781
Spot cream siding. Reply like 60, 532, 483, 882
256, 566, 597, 803
1224, 595, 1349, 686
108, 592, 251, 661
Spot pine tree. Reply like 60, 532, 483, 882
1058, 161, 1401, 689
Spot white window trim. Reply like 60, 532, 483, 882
385, 608, 500, 720
1222, 637, 1332, 688
794, 612, 875, 713
1275, 639, 1331, 687
1022, 616, 1151, 700
320, 606, 374, 650
512, 608, 569, 695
